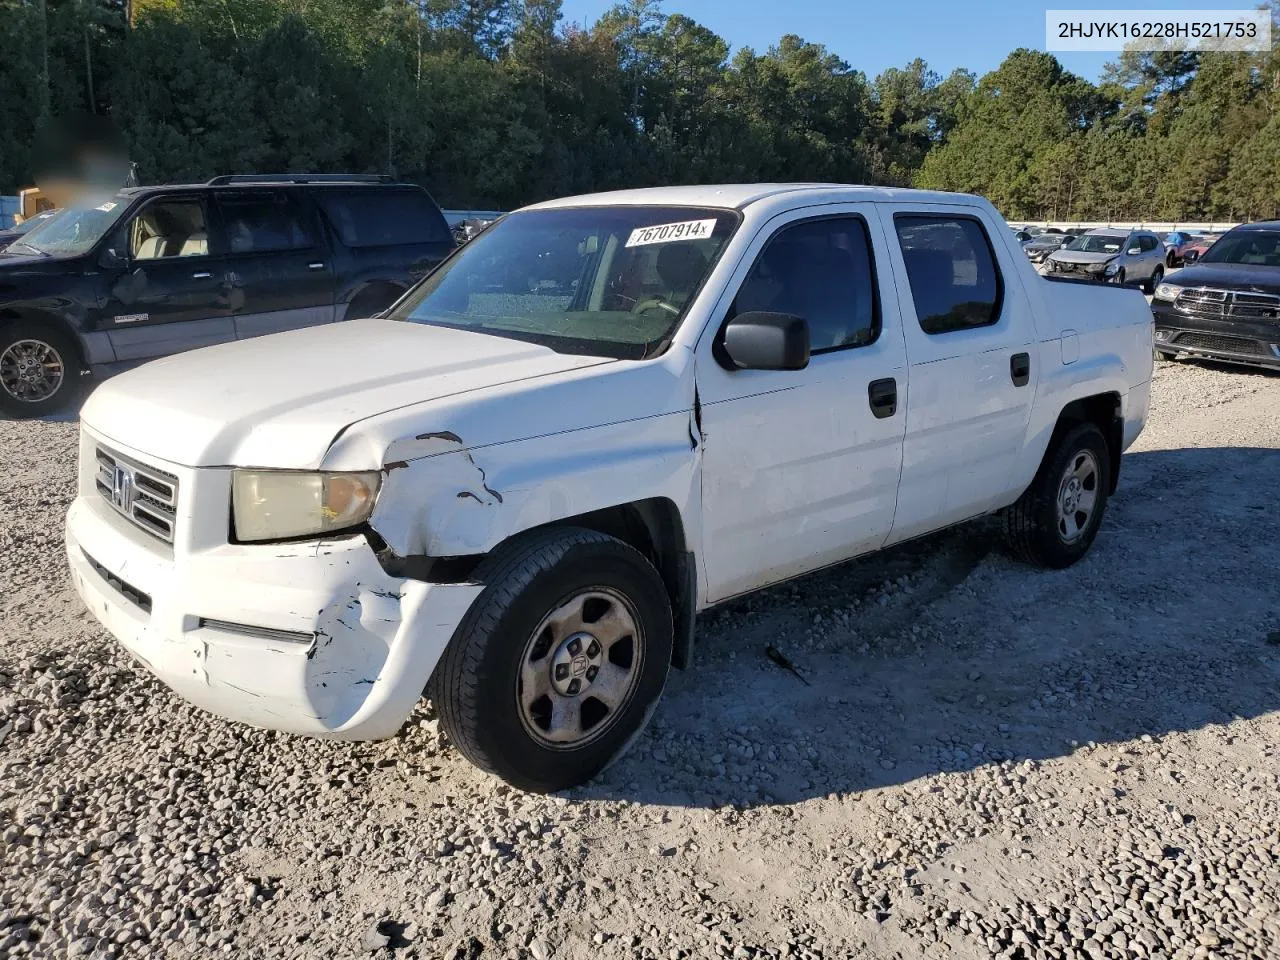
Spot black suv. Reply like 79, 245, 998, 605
1151, 220, 1280, 372
0, 174, 455, 416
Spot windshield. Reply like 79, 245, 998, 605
1199, 230, 1280, 267
1064, 234, 1124, 254
390, 206, 737, 359
10, 211, 61, 237
12, 198, 126, 256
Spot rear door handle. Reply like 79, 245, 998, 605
308, 261, 326, 270
868, 377, 897, 419
1011, 352, 1031, 387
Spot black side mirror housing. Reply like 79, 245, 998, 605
721, 311, 810, 371
1182, 249, 1199, 263
98, 247, 127, 271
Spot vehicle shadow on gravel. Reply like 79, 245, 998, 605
575, 444, 1280, 810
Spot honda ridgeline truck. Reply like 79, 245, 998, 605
65, 185, 1153, 792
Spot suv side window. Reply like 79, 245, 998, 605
215, 191, 315, 254
129, 199, 209, 260
1138, 235, 1157, 252
893, 215, 1002, 334
316, 188, 452, 247
730, 217, 879, 352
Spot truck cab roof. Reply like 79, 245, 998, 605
526, 183, 991, 212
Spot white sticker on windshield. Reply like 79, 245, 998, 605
96, 201, 117, 212
625, 218, 717, 248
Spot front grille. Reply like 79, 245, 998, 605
1172, 332, 1269, 357
83, 550, 152, 613
94, 446, 179, 543
1175, 288, 1280, 321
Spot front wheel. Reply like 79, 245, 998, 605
1002, 422, 1111, 569
0, 321, 81, 418
431, 527, 673, 792
1166, 251, 1178, 268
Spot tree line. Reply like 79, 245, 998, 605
1, 0, 1277, 221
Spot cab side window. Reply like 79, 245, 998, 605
894, 215, 1002, 335
129, 200, 209, 260
730, 217, 879, 352
1138, 235, 1157, 253
215, 192, 315, 255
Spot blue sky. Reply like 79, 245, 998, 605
557, 0, 1249, 81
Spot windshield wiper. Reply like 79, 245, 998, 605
6, 241, 48, 257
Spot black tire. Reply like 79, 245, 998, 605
0, 321, 81, 419
1002, 422, 1111, 570
1146, 265, 1164, 294
431, 527, 673, 792
1154, 347, 1178, 361
1110, 268, 1125, 285
342, 285, 402, 322
1166, 251, 1178, 268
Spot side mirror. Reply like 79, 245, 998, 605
1127, 246, 1141, 256
1182, 249, 1199, 263
99, 247, 127, 271
721, 311, 810, 371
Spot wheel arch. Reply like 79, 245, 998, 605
370, 496, 697, 669
1050, 391, 1124, 493
0, 307, 88, 369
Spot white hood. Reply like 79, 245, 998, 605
81, 319, 614, 468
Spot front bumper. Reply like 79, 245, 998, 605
1045, 261, 1113, 282
65, 437, 483, 740
1152, 302, 1280, 371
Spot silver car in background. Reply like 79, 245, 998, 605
1045, 229, 1166, 292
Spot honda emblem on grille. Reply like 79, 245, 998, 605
111, 464, 135, 511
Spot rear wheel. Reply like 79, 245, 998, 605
1166, 251, 1178, 268
1146, 265, 1164, 294
0, 321, 80, 418
1002, 422, 1111, 569
342, 285, 403, 322
431, 527, 673, 792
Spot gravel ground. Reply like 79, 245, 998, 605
2, 358, 1279, 960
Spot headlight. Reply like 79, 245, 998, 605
1100, 260, 1120, 275
232, 470, 381, 542
1153, 283, 1180, 301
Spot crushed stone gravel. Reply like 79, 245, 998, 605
1, 358, 1278, 959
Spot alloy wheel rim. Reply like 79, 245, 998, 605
516, 587, 644, 750
0, 339, 64, 403
1056, 450, 1099, 543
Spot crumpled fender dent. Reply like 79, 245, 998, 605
367, 413, 700, 562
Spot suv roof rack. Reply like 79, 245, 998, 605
205, 174, 398, 186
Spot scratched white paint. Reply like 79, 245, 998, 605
66, 184, 1154, 741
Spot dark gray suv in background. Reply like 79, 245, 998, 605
0, 174, 455, 417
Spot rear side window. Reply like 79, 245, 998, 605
732, 217, 879, 352
1138, 235, 1157, 252
316, 188, 451, 247
215, 192, 315, 254
893, 215, 1002, 335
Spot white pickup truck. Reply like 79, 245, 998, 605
66, 185, 1153, 791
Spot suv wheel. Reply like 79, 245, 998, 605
431, 527, 673, 792
1002, 422, 1111, 569
1147, 265, 1164, 294
1166, 251, 1178, 268
0, 322, 80, 418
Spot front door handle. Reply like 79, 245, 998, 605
1011, 352, 1031, 387
868, 377, 897, 419
191, 271, 212, 279
308, 261, 326, 270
